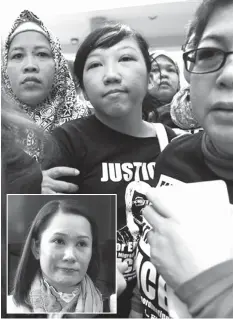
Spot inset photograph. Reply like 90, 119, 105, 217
7, 194, 116, 314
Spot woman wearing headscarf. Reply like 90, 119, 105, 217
142, 50, 180, 128
170, 29, 201, 132
2, 10, 90, 161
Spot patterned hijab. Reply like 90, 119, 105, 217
170, 85, 200, 129
2, 10, 90, 159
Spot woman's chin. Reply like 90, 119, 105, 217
19, 95, 47, 107
208, 129, 233, 157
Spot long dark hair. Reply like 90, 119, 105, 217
12, 199, 100, 310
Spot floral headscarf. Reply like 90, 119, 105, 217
170, 85, 200, 129
2, 10, 90, 160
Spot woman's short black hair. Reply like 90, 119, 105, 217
187, 0, 232, 48
12, 199, 100, 310
74, 22, 151, 90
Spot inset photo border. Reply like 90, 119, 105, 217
6, 194, 117, 315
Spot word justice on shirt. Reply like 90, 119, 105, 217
101, 162, 156, 182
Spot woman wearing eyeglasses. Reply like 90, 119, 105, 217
136, 0, 233, 317
154, 0, 233, 193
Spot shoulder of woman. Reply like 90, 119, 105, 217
7, 295, 31, 313
170, 129, 203, 147
159, 130, 204, 163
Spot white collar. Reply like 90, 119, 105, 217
43, 278, 80, 303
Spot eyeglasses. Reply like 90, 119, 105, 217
183, 47, 233, 74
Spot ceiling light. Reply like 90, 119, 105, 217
70, 38, 79, 45
148, 15, 158, 20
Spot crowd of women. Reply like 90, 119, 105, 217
2, 0, 233, 317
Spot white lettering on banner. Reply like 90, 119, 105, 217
123, 257, 134, 274
118, 252, 135, 258
137, 247, 169, 314
100, 162, 156, 182
116, 242, 137, 252
142, 298, 169, 318
135, 220, 169, 316
135, 251, 143, 288
141, 261, 157, 300
158, 276, 167, 311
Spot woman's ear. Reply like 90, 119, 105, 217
148, 73, 155, 91
31, 239, 40, 260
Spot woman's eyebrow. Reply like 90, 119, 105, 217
87, 45, 138, 60
117, 46, 138, 52
86, 52, 102, 59
75, 235, 91, 239
33, 45, 51, 50
9, 45, 50, 52
201, 34, 225, 45
9, 46, 23, 52
51, 232, 65, 236
52, 232, 90, 239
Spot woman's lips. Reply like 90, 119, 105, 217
212, 102, 233, 112
211, 104, 233, 123
59, 267, 78, 272
159, 82, 171, 89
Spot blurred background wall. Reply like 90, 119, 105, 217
1, 0, 202, 88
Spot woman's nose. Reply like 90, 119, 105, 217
217, 54, 233, 89
23, 56, 39, 73
103, 64, 121, 85
160, 69, 169, 78
63, 246, 77, 262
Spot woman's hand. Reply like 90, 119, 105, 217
143, 188, 233, 290
42, 167, 79, 194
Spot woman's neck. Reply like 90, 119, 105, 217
43, 277, 80, 294
94, 111, 156, 138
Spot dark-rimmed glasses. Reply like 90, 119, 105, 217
183, 47, 233, 74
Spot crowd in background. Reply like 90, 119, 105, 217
1, 0, 233, 317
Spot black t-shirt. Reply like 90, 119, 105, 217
128, 131, 233, 318
153, 131, 233, 202
43, 115, 175, 317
